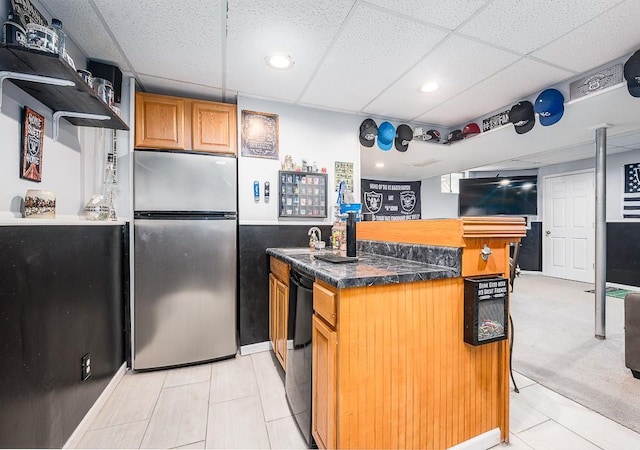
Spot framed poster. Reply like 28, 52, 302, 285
21, 107, 44, 182
241, 110, 279, 159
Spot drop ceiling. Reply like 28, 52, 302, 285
35, 0, 640, 178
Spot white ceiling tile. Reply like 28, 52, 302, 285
458, 0, 622, 55
40, 0, 130, 71
226, 0, 354, 103
365, 0, 489, 30
300, 2, 448, 111
609, 130, 640, 148
416, 58, 573, 126
363, 35, 520, 123
93, 0, 224, 88
531, 0, 640, 73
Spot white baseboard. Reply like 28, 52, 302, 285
447, 428, 501, 450
240, 341, 271, 355
63, 363, 127, 449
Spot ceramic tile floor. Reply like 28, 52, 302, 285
69, 351, 640, 449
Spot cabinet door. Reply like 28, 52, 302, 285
274, 278, 288, 370
192, 101, 237, 154
135, 93, 186, 149
269, 273, 277, 352
312, 315, 337, 449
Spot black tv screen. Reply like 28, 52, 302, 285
458, 176, 537, 216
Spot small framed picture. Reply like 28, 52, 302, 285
21, 107, 45, 182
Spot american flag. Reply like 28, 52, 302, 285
623, 162, 640, 219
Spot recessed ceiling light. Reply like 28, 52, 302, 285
265, 53, 294, 70
375, 162, 385, 168
420, 81, 439, 93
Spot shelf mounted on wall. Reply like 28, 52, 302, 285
0, 44, 129, 132
52, 111, 110, 141
0, 70, 75, 108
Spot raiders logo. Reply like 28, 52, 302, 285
400, 191, 416, 213
364, 191, 382, 213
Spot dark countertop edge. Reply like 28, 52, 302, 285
267, 248, 460, 289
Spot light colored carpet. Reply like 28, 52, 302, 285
510, 274, 640, 434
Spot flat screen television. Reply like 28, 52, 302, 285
458, 175, 537, 216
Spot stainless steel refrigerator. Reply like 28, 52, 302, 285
132, 149, 237, 370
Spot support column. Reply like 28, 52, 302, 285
595, 127, 607, 339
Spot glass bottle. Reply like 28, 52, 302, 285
50, 18, 65, 56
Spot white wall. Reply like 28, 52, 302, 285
237, 96, 362, 225
0, 3, 132, 220
420, 176, 459, 218
539, 148, 640, 222
0, 82, 83, 217
0, 77, 132, 220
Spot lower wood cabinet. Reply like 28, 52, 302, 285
268, 273, 277, 351
312, 314, 337, 450
269, 257, 290, 371
274, 277, 288, 369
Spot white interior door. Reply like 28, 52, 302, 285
543, 171, 595, 283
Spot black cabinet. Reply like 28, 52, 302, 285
0, 43, 128, 130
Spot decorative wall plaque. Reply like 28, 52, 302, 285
570, 64, 623, 100
241, 110, 279, 159
21, 107, 44, 182
481, 109, 510, 132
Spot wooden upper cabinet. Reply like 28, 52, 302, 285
192, 101, 237, 154
135, 92, 186, 149
135, 92, 237, 154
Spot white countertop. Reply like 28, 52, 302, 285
0, 215, 129, 226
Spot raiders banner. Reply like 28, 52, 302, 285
361, 179, 421, 221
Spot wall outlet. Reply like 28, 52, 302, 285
81, 353, 91, 381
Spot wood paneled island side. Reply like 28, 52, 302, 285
269, 217, 526, 449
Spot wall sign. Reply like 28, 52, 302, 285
482, 109, 510, 132
21, 107, 44, 182
10, 0, 49, 28
334, 161, 354, 192
241, 110, 279, 159
570, 64, 622, 100
361, 178, 421, 220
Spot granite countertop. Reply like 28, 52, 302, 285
266, 246, 460, 289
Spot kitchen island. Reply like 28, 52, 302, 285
267, 216, 526, 450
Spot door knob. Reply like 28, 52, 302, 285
545, 230, 551, 236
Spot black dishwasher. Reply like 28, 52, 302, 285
285, 269, 315, 448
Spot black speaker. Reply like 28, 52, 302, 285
87, 60, 123, 104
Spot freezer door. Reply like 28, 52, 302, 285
133, 218, 237, 370
134, 150, 237, 212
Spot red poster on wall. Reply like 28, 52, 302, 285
21, 107, 45, 182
